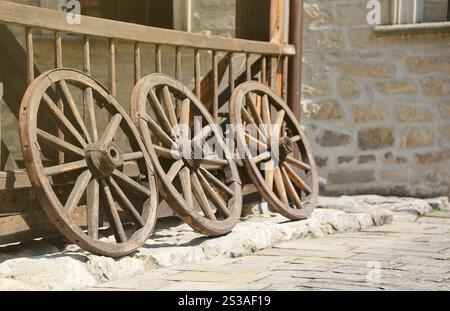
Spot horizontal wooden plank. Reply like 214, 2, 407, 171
0, 1, 295, 56
0, 162, 142, 191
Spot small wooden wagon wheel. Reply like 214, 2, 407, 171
20, 68, 158, 257
131, 74, 242, 236
230, 82, 318, 220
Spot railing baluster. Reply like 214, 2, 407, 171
229, 53, 234, 94
175, 47, 182, 81
270, 56, 277, 91
134, 42, 141, 84
55, 31, 63, 68
261, 56, 267, 86
282, 55, 288, 101
108, 39, 116, 97
83, 36, 91, 74
54, 31, 64, 164
246, 53, 251, 82
155, 44, 162, 73
83, 35, 98, 142
26, 27, 34, 85
194, 49, 201, 99
175, 47, 182, 116
212, 51, 219, 122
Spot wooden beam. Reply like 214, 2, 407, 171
288, 0, 304, 120
0, 1, 295, 56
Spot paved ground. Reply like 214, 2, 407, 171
90, 212, 450, 291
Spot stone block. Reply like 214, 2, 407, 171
401, 127, 434, 149
422, 78, 450, 97
375, 80, 417, 96
309, 99, 344, 120
337, 78, 360, 100
316, 130, 351, 147
353, 103, 389, 122
358, 127, 395, 151
336, 62, 395, 78
328, 170, 376, 184
439, 103, 450, 118
407, 57, 450, 74
416, 150, 450, 164
395, 107, 434, 122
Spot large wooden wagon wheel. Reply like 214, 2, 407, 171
230, 82, 319, 220
20, 69, 158, 257
131, 74, 242, 236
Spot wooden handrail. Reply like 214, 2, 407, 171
0, 1, 295, 56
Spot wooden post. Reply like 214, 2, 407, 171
288, 0, 303, 120
236, 0, 287, 97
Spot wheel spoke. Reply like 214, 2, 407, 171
200, 156, 228, 170
284, 163, 312, 194
254, 151, 271, 164
123, 152, 144, 162
65, 170, 92, 214
99, 114, 122, 144
180, 98, 190, 127
191, 172, 217, 221
241, 107, 267, 143
141, 113, 176, 148
153, 144, 179, 159
148, 89, 173, 136
160, 86, 178, 128
42, 94, 87, 147
245, 133, 268, 150
83, 87, 98, 142
261, 95, 272, 137
286, 156, 311, 171
198, 171, 230, 218
112, 169, 151, 197
281, 166, 304, 210
246, 93, 267, 137
265, 161, 275, 191
100, 179, 127, 243
108, 177, 144, 227
274, 168, 289, 205
273, 110, 286, 138
166, 160, 184, 183
37, 129, 84, 157
87, 178, 100, 239
179, 167, 193, 208
58, 80, 92, 143
44, 159, 87, 176
199, 167, 234, 197
193, 125, 213, 143
290, 135, 302, 143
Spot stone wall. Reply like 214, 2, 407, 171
302, 0, 450, 197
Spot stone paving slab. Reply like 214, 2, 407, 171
1, 195, 448, 291
89, 205, 450, 291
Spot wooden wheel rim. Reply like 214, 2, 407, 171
131, 73, 242, 236
20, 68, 158, 257
230, 81, 318, 220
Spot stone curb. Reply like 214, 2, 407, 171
0, 195, 444, 290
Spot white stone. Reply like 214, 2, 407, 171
86, 256, 145, 282
0, 257, 96, 290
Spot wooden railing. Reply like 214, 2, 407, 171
0, 1, 295, 187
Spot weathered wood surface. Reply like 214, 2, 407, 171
0, 1, 295, 56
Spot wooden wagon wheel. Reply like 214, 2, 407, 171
230, 82, 318, 220
131, 74, 242, 236
19, 68, 158, 257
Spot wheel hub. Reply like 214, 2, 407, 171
85, 142, 124, 177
